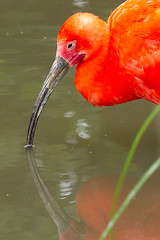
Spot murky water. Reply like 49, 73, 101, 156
0, 0, 160, 239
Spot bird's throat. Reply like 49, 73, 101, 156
75, 52, 138, 106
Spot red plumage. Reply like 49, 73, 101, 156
57, 0, 160, 106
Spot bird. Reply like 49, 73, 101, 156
26, 0, 160, 146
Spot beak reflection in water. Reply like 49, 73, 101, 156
26, 56, 70, 147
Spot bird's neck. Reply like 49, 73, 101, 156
75, 42, 139, 106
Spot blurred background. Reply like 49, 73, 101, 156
0, 0, 160, 239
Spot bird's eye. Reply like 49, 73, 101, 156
67, 42, 75, 50
68, 43, 73, 48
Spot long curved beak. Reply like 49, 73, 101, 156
26, 56, 70, 147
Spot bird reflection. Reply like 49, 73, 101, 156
26, 148, 160, 240
26, 148, 85, 239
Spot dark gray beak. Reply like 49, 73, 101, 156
26, 56, 69, 147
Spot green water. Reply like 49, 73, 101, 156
0, 0, 160, 239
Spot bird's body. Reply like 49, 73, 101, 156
27, 0, 160, 145
106, 0, 160, 106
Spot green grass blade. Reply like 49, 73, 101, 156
109, 105, 160, 239
99, 157, 160, 240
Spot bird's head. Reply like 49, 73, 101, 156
57, 12, 107, 65
26, 12, 107, 146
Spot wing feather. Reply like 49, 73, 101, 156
108, 0, 160, 103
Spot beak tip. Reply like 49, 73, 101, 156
24, 144, 34, 149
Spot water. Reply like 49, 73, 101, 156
0, 0, 160, 239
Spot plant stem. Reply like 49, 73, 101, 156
99, 157, 160, 240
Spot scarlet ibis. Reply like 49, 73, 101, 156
27, 0, 160, 146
